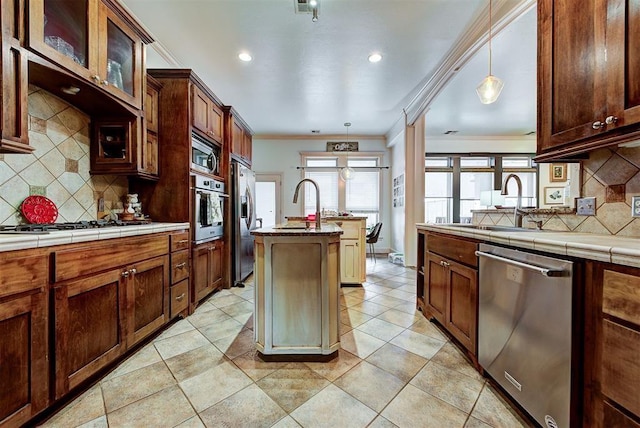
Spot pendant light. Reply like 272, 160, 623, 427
476, 0, 504, 104
340, 122, 355, 181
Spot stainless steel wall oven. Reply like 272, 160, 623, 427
193, 174, 226, 244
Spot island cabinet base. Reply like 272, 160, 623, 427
253, 234, 341, 358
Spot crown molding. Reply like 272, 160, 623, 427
253, 134, 387, 141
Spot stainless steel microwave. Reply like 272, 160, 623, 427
191, 133, 220, 176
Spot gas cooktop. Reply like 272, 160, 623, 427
0, 219, 151, 233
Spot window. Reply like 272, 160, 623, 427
424, 171, 453, 223
302, 154, 382, 226
424, 154, 537, 223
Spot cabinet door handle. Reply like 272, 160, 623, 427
129, 268, 137, 274
440, 260, 450, 267
92, 75, 101, 82
175, 293, 186, 302
177, 239, 189, 244
121, 270, 129, 277
605, 115, 618, 125
592, 120, 605, 129
175, 262, 187, 269
102, 80, 109, 86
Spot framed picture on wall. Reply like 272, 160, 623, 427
550, 163, 567, 182
544, 187, 564, 204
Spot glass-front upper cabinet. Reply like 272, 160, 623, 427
28, 0, 98, 81
28, 0, 145, 109
97, 2, 144, 108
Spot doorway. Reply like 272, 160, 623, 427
255, 173, 282, 228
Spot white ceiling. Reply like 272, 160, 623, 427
120, 0, 536, 139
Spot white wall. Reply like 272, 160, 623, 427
252, 137, 392, 251
389, 131, 406, 255
425, 136, 536, 153
538, 163, 580, 208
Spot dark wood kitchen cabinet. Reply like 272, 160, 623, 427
537, 0, 640, 160
584, 261, 640, 427
192, 84, 223, 144
52, 234, 169, 399
0, 0, 30, 153
418, 231, 478, 360
192, 240, 224, 308
89, 74, 161, 179
134, 70, 233, 312
126, 255, 169, 346
141, 75, 161, 177
53, 268, 126, 399
0, 250, 49, 427
136, 69, 226, 227
27, 0, 152, 109
169, 231, 190, 319
225, 106, 253, 166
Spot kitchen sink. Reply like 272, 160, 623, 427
273, 223, 309, 229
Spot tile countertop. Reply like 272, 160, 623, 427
251, 223, 344, 236
0, 222, 190, 253
284, 216, 369, 221
417, 223, 640, 268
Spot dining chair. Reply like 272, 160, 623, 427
366, 222, 383, 263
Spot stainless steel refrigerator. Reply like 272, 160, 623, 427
231, 161, 256, 286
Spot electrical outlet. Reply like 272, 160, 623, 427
632, 196, 640, 218
576, 197, 596, 216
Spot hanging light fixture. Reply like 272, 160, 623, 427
340, 122, 355, 181
476, 0, 504, 104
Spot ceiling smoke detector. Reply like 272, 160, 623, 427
444, 130, 459, 135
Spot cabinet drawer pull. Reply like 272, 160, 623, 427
121, 270, 129, 277
177, 239, 189, 244
175, 262, 187, 269
102, 80, 109, 86
92, 74, 101, 82
175, 293, 186, 302
440, 260, 450, 267
592, 120, 605, 129
130, 268, 137, 274
605, 115, 618, 125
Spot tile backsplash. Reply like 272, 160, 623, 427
0, 85, 128, 225
473, 146, 640, 237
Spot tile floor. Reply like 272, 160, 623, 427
39, 259, 530, 428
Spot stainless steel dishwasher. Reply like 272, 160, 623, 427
477, 243, 573, 428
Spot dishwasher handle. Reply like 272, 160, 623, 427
475, 250, 568, 277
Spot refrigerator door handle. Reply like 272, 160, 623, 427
245, 186, 254, 229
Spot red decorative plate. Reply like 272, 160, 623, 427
21, 196, 58, 224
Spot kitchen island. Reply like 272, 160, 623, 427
251, 224, 343, 360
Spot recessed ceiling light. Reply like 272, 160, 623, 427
238, 52, 252, 62
368, 53, 382, 63
311, 129, 320, 134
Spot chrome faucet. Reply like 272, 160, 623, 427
293, 178, 322, 229
501, 173, 524, 227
